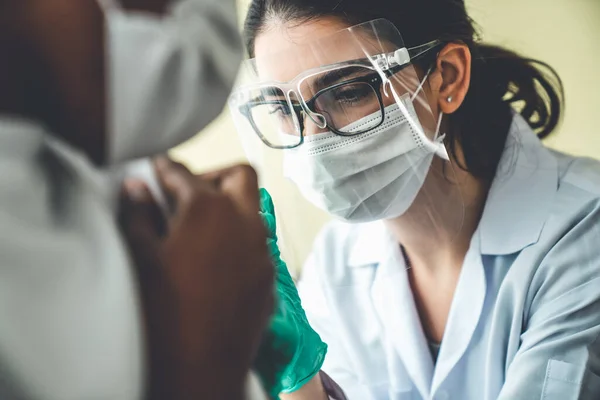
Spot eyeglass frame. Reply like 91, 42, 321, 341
234, 40, 442, 150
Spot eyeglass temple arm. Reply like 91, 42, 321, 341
408, 40, 443, 59
389, 40, 442, 68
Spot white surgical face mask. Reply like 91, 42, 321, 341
97, 0, 241, 164
283, 93, 447, 223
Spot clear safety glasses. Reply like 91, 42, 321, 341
230, 40, 441, 149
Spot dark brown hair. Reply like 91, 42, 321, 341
243, 0, 564, 180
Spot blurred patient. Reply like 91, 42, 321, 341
0, 1, 275, 399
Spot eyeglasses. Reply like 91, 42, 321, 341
234, 40, 441, 149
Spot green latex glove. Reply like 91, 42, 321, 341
254, 188, 328, 398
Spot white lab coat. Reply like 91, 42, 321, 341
298, 115, 600, 400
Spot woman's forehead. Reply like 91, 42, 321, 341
253, 18, 379, 82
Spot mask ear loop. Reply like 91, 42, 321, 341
435, 112, 445, 140
434, 112, 449, 160
408, 65, 450, 160
410, 65, 434, 102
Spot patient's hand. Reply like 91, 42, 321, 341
119, 159, 275, 400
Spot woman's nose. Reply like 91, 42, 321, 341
302, 112, 329, 136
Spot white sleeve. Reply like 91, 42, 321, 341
498, 204, 600, 399
167, 0, 242, 122
109, 0, 243, 162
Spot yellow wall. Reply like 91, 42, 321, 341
171, 0, 600, 274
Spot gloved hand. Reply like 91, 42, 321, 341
255, 188, 328, 398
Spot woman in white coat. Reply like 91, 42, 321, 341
231, 0, 600, 398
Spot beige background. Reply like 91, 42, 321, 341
171, 0, 600, 274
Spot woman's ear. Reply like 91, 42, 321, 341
436, 43, 471, 114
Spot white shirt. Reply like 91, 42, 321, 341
298, 115, 600, 400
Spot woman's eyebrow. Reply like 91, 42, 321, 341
253, 64, 371, 102
311, 65, 370, 90
258, 87, 287, 101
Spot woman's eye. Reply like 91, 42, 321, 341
268, 105, 291, 117
334, 86, 372, 104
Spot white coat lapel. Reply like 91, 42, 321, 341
432, 232, 487, 394
371, 241, 434, 399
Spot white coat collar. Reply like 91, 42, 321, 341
347, 220, 395, 267
478, 114, 558, 255
347, 114, 558, 266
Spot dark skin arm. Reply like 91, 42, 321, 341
120, 160, 275, 400
0, 0, 105, 162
